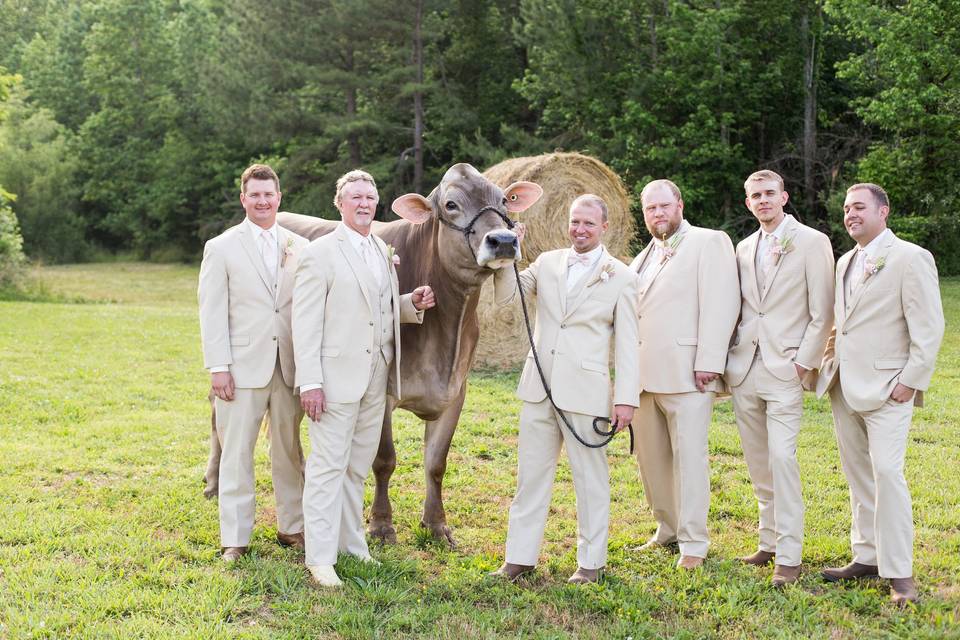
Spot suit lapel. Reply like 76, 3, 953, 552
336, 225, 374, 313
745, 230, 762, 305
836, 249, 855, 325
556, 250, 570, 317
238, 221, 275, 296
846, 232, 896, 319
275, 227, 292, 303
759, 215, 797, 302
564, 247, 609, 319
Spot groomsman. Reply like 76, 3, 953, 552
817, 183, 944, 605
198, 164, 308, 562
629, 179, 739, 569
492, 194, 640, 585
293, 170, 435, 588
724, 170, 834, 585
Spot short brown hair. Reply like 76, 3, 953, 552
334, 169, 378, 207
570, 193, 608, 222
846, 182, 889, 209
640, 179, 682, 204
240, 164, 279, 192
744, 169, 784, 193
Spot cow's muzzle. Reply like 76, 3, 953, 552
476, 229, 520, 268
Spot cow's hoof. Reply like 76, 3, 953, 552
368, 523, 398, 545
422, 522, 457, 549
202, 482, 218, 500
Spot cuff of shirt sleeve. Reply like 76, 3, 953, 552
209, 366, 230, 374
300, 383, 323, 393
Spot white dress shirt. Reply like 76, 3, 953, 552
566, 244, 603, 291
756, 215, 789, 290
845, 228, 892, 301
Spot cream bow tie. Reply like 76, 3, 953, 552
568, 253, 591, 267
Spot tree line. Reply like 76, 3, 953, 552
0, 0, 958, 273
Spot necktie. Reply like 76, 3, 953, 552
260, 230, 277, 284
361, 237, 382, 287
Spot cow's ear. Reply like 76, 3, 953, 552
392, 194, 433, 224
503, 181, 544, 213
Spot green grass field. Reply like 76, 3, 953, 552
1, 263, 958, 639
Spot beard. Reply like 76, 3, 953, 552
646, 218, 680, 240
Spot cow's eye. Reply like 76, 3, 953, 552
445, 201, 458, 211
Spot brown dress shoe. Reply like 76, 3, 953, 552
821, 561, 879, 582
677, 555, 705, 570
489, 562, 535, 582
277, 531, 305, 550
890, 577, 918, 606
221, 546, 248, 563
772, 564, 801, 587
739, 550, 775, 566
567, 567, 601, 584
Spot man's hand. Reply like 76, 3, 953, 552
411, 285, 436, 310
611, 404, 635, 433
694, 370, 719, 392
890, 382, 916, 404
211, 371, 235, 401
301, 388, 326, 421
794, 363, 808, 382
514, 222, 526, 244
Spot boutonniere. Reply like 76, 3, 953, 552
588, 261, 617, 287
767, 235, 795, 265
386, 244, 400, 267
658, 233, 684, 264
280, 237, 295, 268
863, 255, 886, 279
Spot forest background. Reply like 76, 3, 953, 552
0, 0, 958, 274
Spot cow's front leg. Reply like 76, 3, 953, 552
203, 393, 220, 499
421, 383, 467, 548
368, 399, 398, 544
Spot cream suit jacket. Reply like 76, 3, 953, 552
292, 224, 422, 404
628, 223, 739, 394
725, 215, 835, 390
198, 222, 308, 389
816, 232, 944, 412
515, 246, 641, 418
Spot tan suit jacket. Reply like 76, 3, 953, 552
292, 224, 422, 404
629, 223, 739, 393
725, 215, 835, 390
515, 246, 641, 418
816, 231, 944, 412
198, 222, 308, 389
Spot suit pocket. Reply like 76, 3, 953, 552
782, 337, 803, 348
874, 358, 908, 370
676, 337, 698, 346
230, 334, 250, 346
321, 348, 341, 357
581, 359, 607, 373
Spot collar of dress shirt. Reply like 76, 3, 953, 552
857, 227, 892, 259
342, 222, 376, 254
761, 214, 789, 241
244, 216, 278, 245
568, 243, 604, 267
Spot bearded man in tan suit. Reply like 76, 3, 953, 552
724, 170, 834, 586
491, 194, 640, 585
629, 179, 739, 569
293, 170, 435, 588
816, 183, 944, 605
198, 164, 309, 562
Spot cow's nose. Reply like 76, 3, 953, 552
485, 232, 517, 248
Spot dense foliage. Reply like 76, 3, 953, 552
0, 0, 957, 270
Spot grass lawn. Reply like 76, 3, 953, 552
1, 262, 958, 639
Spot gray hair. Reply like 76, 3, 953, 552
334, 169, 378, 207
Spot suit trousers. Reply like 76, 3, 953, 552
829, 385, 915, 578
505, 399, 610, 570
730, 355, 804, 566
634, 390, 713, 558
303, 353, 388, 567
215, 360, 305, 547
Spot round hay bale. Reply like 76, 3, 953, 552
474, 152, 635, 370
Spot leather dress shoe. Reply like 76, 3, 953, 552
567, 567, 601, 585
890, 577, 918, 606
738, 550, 775, 566
772, 564, 801, 587
489, 562, 535, 582
277, 531, 305, 550
307, 564, 343, 588
821, 561, 879, 582
677, 555, 704, 570
221, 546, 248, 563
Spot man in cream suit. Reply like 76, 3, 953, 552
198, 163, 309, 562
491, 194, 640, 585
817, 183, 943, 605
293, 170, 435, 588
629, 179, 739, 569
724, 170, 834, 585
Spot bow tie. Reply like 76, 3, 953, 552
568, 253, 592, 267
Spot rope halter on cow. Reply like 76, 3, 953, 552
435, 202, 516, 262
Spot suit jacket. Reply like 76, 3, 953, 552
816, 231, 944, 412
292, 223, 422, 404
198, 221, 308, 389
628, 222, 740, 394
725, 215, 835, 390
515, 246, 641, 418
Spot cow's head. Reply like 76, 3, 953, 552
392, 163, 542, 270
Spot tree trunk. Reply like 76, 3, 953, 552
413, 0, 424, 193
802, 3, 819, 219
345, 46, 361, 167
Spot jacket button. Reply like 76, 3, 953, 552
275, 309, 279, 313
272, 336, 277, 341
841, 330, 848, 335
560, 323, 566, 329
369, 321, 374, 326
752, 340, 758, 345
759, 312, 765, 317
366, 348, 371, 353
550, 349, 555, 354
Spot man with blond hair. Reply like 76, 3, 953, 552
198, 163, 309, 562
725, 169, 834, 586
816, 183, 944, 605
629, 179, 739, 569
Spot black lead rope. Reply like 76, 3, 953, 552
512, 261, 634, 454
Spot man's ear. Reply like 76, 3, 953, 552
392, 194, 433, 224
503, 181, 543, 213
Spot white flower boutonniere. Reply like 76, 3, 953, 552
280, 237, 295, 268
588, 261, 617, 287
386, 244, 400, 267
864, 255, 886, 279
659, 233, 684, 264
767, 235, 795, 266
